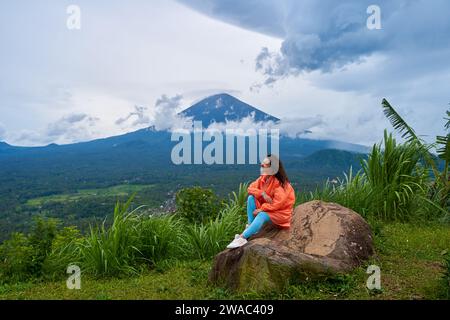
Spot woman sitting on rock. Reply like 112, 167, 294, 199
226, 154, 296, 249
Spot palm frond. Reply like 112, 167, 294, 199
437, 134, 450, 162
382, 99, 420, 143
445, 109, 450, 130
381, 99, 441, 180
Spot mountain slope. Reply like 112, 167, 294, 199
179, 93, 280, 124
285, 149, 365, 176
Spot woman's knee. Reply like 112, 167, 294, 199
257, 211, 271, 223
252, 211, 270, 225
247, 195, 255, 203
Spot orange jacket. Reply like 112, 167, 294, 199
247, 175, 296, 228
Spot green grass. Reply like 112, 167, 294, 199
1, 222, 448, 300
26, 184, 155, 207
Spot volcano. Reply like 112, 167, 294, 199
179, 93, 280, 125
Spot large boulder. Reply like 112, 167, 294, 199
208, 200, 374, 292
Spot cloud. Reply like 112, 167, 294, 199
115, 105, 150, 127
0, 123, 6, 140
176, 0, 287, 38
179, 0, 450, 85
178, 0, 450, 145
152, 94, 193, 131
204, 113, 323, 139
13, 113, 100, 146
46, 114, 99, 140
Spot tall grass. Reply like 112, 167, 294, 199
299, 131, 445, 222
298, 167, 370, 215
225, 182, 249, 210
180, 182, 248, 260
362, 131, 430, 221
80, 197, 142, 276
138, 214, 184, 265
41, 226, 83, 280
76, 185, 249, 276
182, 204, 246, 260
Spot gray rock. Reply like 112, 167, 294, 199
208, 200, 374, 292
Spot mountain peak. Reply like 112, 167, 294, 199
0, 141, 10, 147
179, 93, 279, 125
0, 141, 12, 151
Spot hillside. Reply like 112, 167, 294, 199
0, 93, 370, 239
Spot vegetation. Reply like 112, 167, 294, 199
0, 223, 448, 300
382, 99, 449, 209
0, 146, 363, 242
443, 254, 450, 299
25, 184, 154, 207
0, 100, 448, 299
175, 186, 224, 224
298, 131, 442, 222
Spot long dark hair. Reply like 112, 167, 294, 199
267, 154, 289, 187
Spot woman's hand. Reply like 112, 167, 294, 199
253, 209, 262, 216
262, 191, 273, 203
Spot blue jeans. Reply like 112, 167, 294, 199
242, 195, 272, 239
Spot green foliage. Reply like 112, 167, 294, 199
0, 233, 33, 283
175, 186, 223, 224
79, 197, 142, 277
0, 217, 71, 283
182, 204, 245, 260
28, 216, 58, 276
138, 214, 184, 265
382, 99, 420, 143
443, 254, 450, 299
41, 226, 83, 280
361, 130, 430, 221
225, 182, 248, 210
299, 130, 445, 222
383, 99, 449, 208
298, 167, 370, 215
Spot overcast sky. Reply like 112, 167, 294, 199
0, 0, 449, 146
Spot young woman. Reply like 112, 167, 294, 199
226, 154, 296, 249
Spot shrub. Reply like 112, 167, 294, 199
0, 233, 33, 283
41, 226, 83, 280
175, 187, 223, 224
28, 216, 58, 276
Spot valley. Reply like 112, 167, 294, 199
0, 94, 368, 241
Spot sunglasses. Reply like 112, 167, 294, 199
260, 161, 271, 168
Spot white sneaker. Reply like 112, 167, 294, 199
226, 234, 248, 249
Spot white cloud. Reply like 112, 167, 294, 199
178, 0, 450, 144
11, 113, 100, 146
0, 0, 281, 145
152, 94, 193, 131
203, 114, 323, 139
115, 105, 150, 127
2, 0, 447, 148
0, 123, 6, 141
